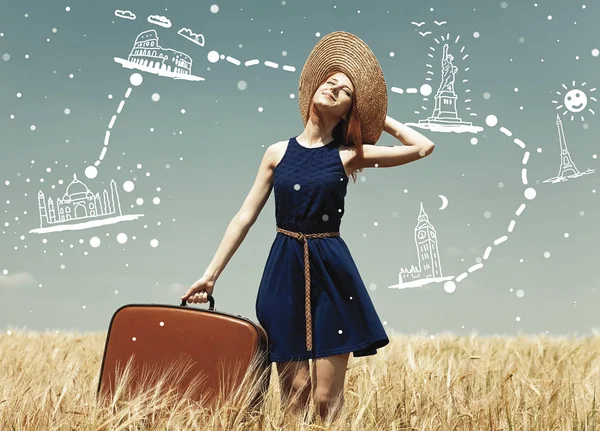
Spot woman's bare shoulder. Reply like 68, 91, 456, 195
268, 139, 290, 168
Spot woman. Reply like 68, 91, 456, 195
181, 31, 435, 423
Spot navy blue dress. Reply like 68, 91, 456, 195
255, 136, 390, 363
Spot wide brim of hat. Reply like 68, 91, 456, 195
298, 31, 388, 145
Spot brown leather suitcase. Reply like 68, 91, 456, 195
96, 295, 271, 410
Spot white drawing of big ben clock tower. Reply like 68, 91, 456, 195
415, 202, 443, 278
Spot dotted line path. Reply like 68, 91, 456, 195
451, 115, 537, 287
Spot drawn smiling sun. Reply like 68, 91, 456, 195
552, 81, 597, 122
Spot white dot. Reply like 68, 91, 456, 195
470, 137, 478, 145
136, 198, 144, 205
160, 321, 165, 326
130, 73, 143, 86
513, 87, 519, 92
210, 4, 219, 13
65, 6, 70, 11
2, 53, 10, 61
90, 237, 101, 248
368, 283, 377, 291
444, 281, 456, 293
524, 188, 536, 200
123, 181, 135, 192
547, 15, 552, 20
338, 329, 343, 334
592, 49, 600, 57
498, 182, 504, 188
151, 93, 160, 102
289, 93, 295, 99
483, 92, 491, 100
258, 107, 263, 112
315, 32, 321, 37
420, 84, 432, 96
293, 184, 301, 191
485, 115, 498, 127
516, 289, 524, 298
116, 233, 128, 244
132, 337, 136, 341
564, 232, 570, 238
153, 197, 161, 205
516, 316, 521, 322
237, 81, 247, 91
500, 1, 508, 8
519, 37, 525, 43
484, 211, 492, 219
543, 251, 551, 258
181, 108, 186, 114
150, 239, 159, 248
2, 269, 7, 275
473, 31, 480, 38
207, 51, 220, 63
85, 166, 97, 179
30, 125, 36, 131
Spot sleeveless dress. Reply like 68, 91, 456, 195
255, 136, 390, 363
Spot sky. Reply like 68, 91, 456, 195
1, 0, 599, 338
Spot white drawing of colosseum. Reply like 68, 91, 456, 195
114, 29, 205, 81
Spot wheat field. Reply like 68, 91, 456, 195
1, 329, 599, 430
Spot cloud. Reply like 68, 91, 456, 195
114, 9, 136, 20
0, 272, 37, 288
147, 15, 172, 29
177, 28, 205, 47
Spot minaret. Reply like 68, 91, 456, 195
555, 114, 580, 178
110, 179, 122, 216
47, 198, 56, 224
103, 189, 112, 214
37, 191, 47, 228
414, 203, 443, 278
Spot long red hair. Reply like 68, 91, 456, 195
306, 71, 365, 183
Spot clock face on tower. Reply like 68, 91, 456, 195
417, 231, 426, 239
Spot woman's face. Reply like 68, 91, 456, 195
311, 72, 355, 121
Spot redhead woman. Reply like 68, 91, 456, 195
181, 31, 435, 423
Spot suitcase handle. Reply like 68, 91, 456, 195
180, 294, 215, 310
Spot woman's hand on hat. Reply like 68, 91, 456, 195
181, 276, 215, 304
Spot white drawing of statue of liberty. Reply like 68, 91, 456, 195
407, 43, 482, 134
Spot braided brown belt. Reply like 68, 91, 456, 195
276, 227, 340, 351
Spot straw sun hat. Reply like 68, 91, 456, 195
298, 31, 388, 144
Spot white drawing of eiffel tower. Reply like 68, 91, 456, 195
543, 114, 594, 184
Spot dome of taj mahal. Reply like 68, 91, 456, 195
65, 174, 91, 197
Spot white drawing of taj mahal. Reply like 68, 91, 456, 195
29, 174, 144, 234
388, 203, 454, 289
113, 29, 205, 81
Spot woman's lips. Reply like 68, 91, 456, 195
323, 92, 336, 101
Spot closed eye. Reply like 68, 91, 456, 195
326, 81, 352, 97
